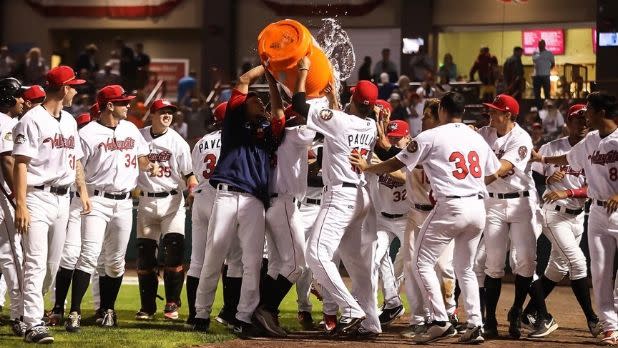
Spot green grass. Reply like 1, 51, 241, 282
0, 282, 332, 348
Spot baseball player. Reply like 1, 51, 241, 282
135, 99, 197, 321
534, 92, 618, 345
525, 104, 600, 337
21, 85, 46, 114
66, 84, 157, 332
192, 65, 284, 337
294, 67, 380, 336
0, 77, 26, 336
12, 66, 90, 344
478, 94, 554, 339
186, 101, 226, 326
351, 91, 501, 344
253, 70, 317, 337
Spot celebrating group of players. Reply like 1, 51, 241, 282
0, 55, 617, 346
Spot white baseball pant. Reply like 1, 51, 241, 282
22, 189, 70, 329
75, 194, 133, 278
412, 196, 485, 327
541, 204, 587, 282
404, 208, 430, 325
0, 192, 23, 320
306, 185, 381, 333
376, 214, 406, 309
296, 198, 321, 313
587, 203, 618, 331
195, 187, 265, 324
137, 193, 185, 239
0, 277, 6, 307
484, 195, 541, 278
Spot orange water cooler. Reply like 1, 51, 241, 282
257, 19, 333, 98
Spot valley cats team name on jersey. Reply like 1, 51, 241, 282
307, 105, 376, 186
374, 173, 409, 215
12, 105, 83, 187
79, 120, 149, 193
532, 137, 586, 209
478, 123, 535, 193
396, 123, 501, 201
137, 127, 193, 193
192, 129, 222, 191
566, 129, 618, 201
269, 125, 316, 198
0, 112, 17, 193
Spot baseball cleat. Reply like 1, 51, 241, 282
215, 310, 236, 329
413, 321, 456, 344
349, 325, 379, 339
378, 304, 404, 326
482, 318, 499, 339
94, 308, 105, 325
528, 316, 558, 338
458, 325, 485, 344
400, 323, 427, 339
588, 319, 603, 338
253, 306, 287, 337
521, 311, 537, 331
24, 325, 54, 344
334, 316, 365, 336
322, 313, 337, 333
507, 307, 522, 339
601, 331, 618, 346
310, 284, 323, 301
192, 317, 210, 332
65, 311, 81, 333
99, 309, 118, 327
135, 310, 155, 321
233, 320, 262, 339
297, 311, 315, 330
11, 319, 27, 337
163, 302, 179, 320
47, 309, 63, 327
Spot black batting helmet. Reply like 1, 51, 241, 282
0, 77, 25, 108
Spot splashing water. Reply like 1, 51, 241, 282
315, 18, 356, 99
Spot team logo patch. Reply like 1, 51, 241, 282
387, 122, 398, 133
518, 146, 528, 160
4, 132, 11, 141
319, 109, 333, 121
14, 134, 26, 144
407, 140, 418, 153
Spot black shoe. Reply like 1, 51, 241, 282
233, 320, 262, 339
65, 311, 81, 333
192, 317, 210, 332
253, 306, 287, 337
507, 307, 522, 339
24, 325, 54, 344
483, 318, 499, 339
349, 325, 379, 339
298, 311, 315, 331
94, 308, 105, 325
135, 310, 155, 321
335, 316, 365, 336
459, 325, 485, 344
379, 304, 404, 326
521, 311, 537, 331
100, 309, 118, 327
413, 321, 456, 344
215, 310, 236, 329
528, 315, 558, 338
11, 319, 27, 337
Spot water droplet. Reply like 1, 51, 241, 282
315, 18, 357, 99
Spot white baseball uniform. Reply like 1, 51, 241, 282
479, 124, 541, 279
396, 122, 501, 327
304, 105, 381, 333
0, 112, 22, 321
532, 137, 587, 282
75, 120, 149, 278
12, 106, 81, 329
564, 129, 618, 331
136, 127, 192, 240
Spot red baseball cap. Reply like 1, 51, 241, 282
386, 120, 409, 138
47, 66, 85, 87
352, 80, 378, 106
375, 99, 393, 113
150, 99, 177, 113
97, 85, 135, 105
567, 104, 586, 120
75, 113, 91, 128
213, 102, 228, 122
22, 85, 46, 101
483, 94, 520, 116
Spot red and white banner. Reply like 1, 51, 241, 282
522, 29, 565, 55
26, 0, 182, 18
261, 0, 383, 16
147, 58, 189, 96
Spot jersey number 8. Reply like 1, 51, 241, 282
449, 151, 481, 180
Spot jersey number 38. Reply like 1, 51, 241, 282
449, 151, 481, 180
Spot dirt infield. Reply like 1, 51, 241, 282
198, 284, 597, 347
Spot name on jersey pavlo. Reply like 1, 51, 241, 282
43, 134, 75, 149
347, 132, 375, 148
197, 138, 221, 153
98, 137, 136, 151
147, 151, 172, 163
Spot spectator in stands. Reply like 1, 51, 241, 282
378, 72, 397, 100
115, 37, 137, 92
416, 73, 437, 99
373, 48, 398, 83
469, 46, 498, 101
172, 109, 188, 139
95, 62, 121, 90
75, 43, 99, 76
358, 56, 372, 81
134, 42, 151, 90
406, 92, 424, 136
531, 122, 548, 150
0, 45, 15, 78
409, 45, 433, 82
388, 92, 408, 121
178, 70, 197, 107
532, 39, 555, 109
438, 53, 457, 83
23, 47, 48, 85
503, 46, 525, 101
75, 68, 96, 96
521, 106, 541, 133
436, 73, 452, 96
396, 75, 411, 94
539, 99, 564, 137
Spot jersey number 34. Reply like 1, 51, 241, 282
449, 151, 481, 180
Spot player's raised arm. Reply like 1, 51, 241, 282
235, 65, 265, 95
291, 56, 311, 119
265, 69, 287, 134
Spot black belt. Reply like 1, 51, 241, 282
305, 198, 321, 205
381, 212, 404, 219
94, 190, 131, 200
214, 183, 248, 194
446, 193, 483, 199
342, 182, 357, 188
34, 185, 69, 195
414, 204, 434, 212
553, 204, 583, 216
596, 199, 606, 207
488, 191, 530, 199
140, 190, 178, 198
